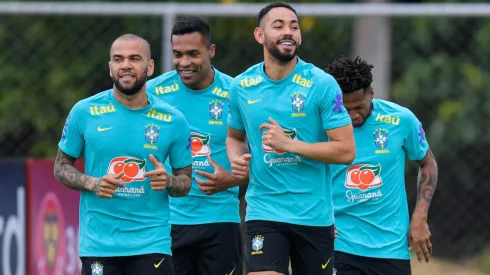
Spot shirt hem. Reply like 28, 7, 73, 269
79, 249, 172, 257
335, 247, 411, 260
170, 217, 240, 225
245, 215, 333, 227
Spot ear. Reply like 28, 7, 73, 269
209, 44, 216, 59
370, 87, 374, 99
147, 59, 155, 78
108, 61, 113, 78
254, 27, 265, 45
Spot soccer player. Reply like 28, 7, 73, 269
326, 56, 439, 275
226, 2, 356, 275
146, 16, 244, 275
53, 34, 192, 275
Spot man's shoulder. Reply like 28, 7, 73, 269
213, 67, 234, 86
146, 71, 180, 90
374, 99, 420, 126
231, 63, 264, 89
375, 99, 414, 116
150, 96, 187, 123
71, 89, 112, 114
295, 58, 337, 88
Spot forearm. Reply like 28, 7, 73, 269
223, 170, 249, 188
287, 139, 355, 164
226, 136, 248, 161
167, 174, 191, 197
168, 165, 192, 197
414, 157, 438, 218
54, 149, 98, 191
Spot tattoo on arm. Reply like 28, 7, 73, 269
168, 165, 192, 197
53, 149, 99, 192
415, 150, 438, 215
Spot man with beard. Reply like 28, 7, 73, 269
226, 2, 356, 275
326, 56, 438, 275
54, 33, 192, 275
146, 16, 244, 275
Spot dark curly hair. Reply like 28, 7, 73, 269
325, 56, 374, 94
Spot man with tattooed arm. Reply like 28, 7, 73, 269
53, 33, 192, 275
326, 56, 439, 275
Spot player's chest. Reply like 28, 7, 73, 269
354, 122, 405, 162
239, 85, 315, 123
160, 92, 228, 142
83, 111, 175, 155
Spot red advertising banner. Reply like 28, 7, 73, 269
26, 158, 84, 275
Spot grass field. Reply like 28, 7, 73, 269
411, 258, 485, 275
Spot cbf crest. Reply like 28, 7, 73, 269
373, 128, 389, 149
209, 100, 224, 120
290, 91, 307, 117
251, 235, 264, 255
91, 261, 103, 275
145, 124, 160, 145
209, 100, 225, 125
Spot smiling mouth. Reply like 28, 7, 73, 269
179, 70, 197, 75
278, 39, 295, 46
119, 75, 135, 80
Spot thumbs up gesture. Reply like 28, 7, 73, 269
259, 117, 293, 153
144, 154, 168, 191
230, 154, 252, 181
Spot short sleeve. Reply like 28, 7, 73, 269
403, 111, 429, 161
58, 103, 85, 158
227, 80, 245, 131
318, 76, 352, 130
168, 115, 193, 169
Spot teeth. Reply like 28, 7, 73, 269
280, 41, 294, 46
181, 70, 193, 74
121, 75, 133, 78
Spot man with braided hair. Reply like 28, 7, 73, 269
326, 56, 439, 275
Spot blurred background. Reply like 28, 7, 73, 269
1, 0, 489, 275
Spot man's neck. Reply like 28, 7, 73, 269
113, 87, 149, 109
187, 67, 215, 91
264, 53, 297, 81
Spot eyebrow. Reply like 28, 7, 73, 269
270, 19, 299, 25
112, 54, 143, 59
172, 49, 200, 54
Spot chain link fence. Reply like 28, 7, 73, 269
2, 4, 490, 274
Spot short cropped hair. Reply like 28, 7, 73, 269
171, 15, 211, 46
257, 2, 298, 26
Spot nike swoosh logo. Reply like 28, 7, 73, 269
321, 258, 331, 269
247, 99, 261, 104
97, 127, 113, 132
154, 258, 164, 268
227, 267, 235, 275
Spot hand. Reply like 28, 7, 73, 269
93, 172, 125, 198
231, 154, 252, 181
259, 117, 293, 153
144, 154, 169, 191
195, 156, 234, 195
409, 214, 432, 263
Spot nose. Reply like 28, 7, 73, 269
179, 55, 192, 68
121, 58, 132, 70
348, 110, 359, 121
